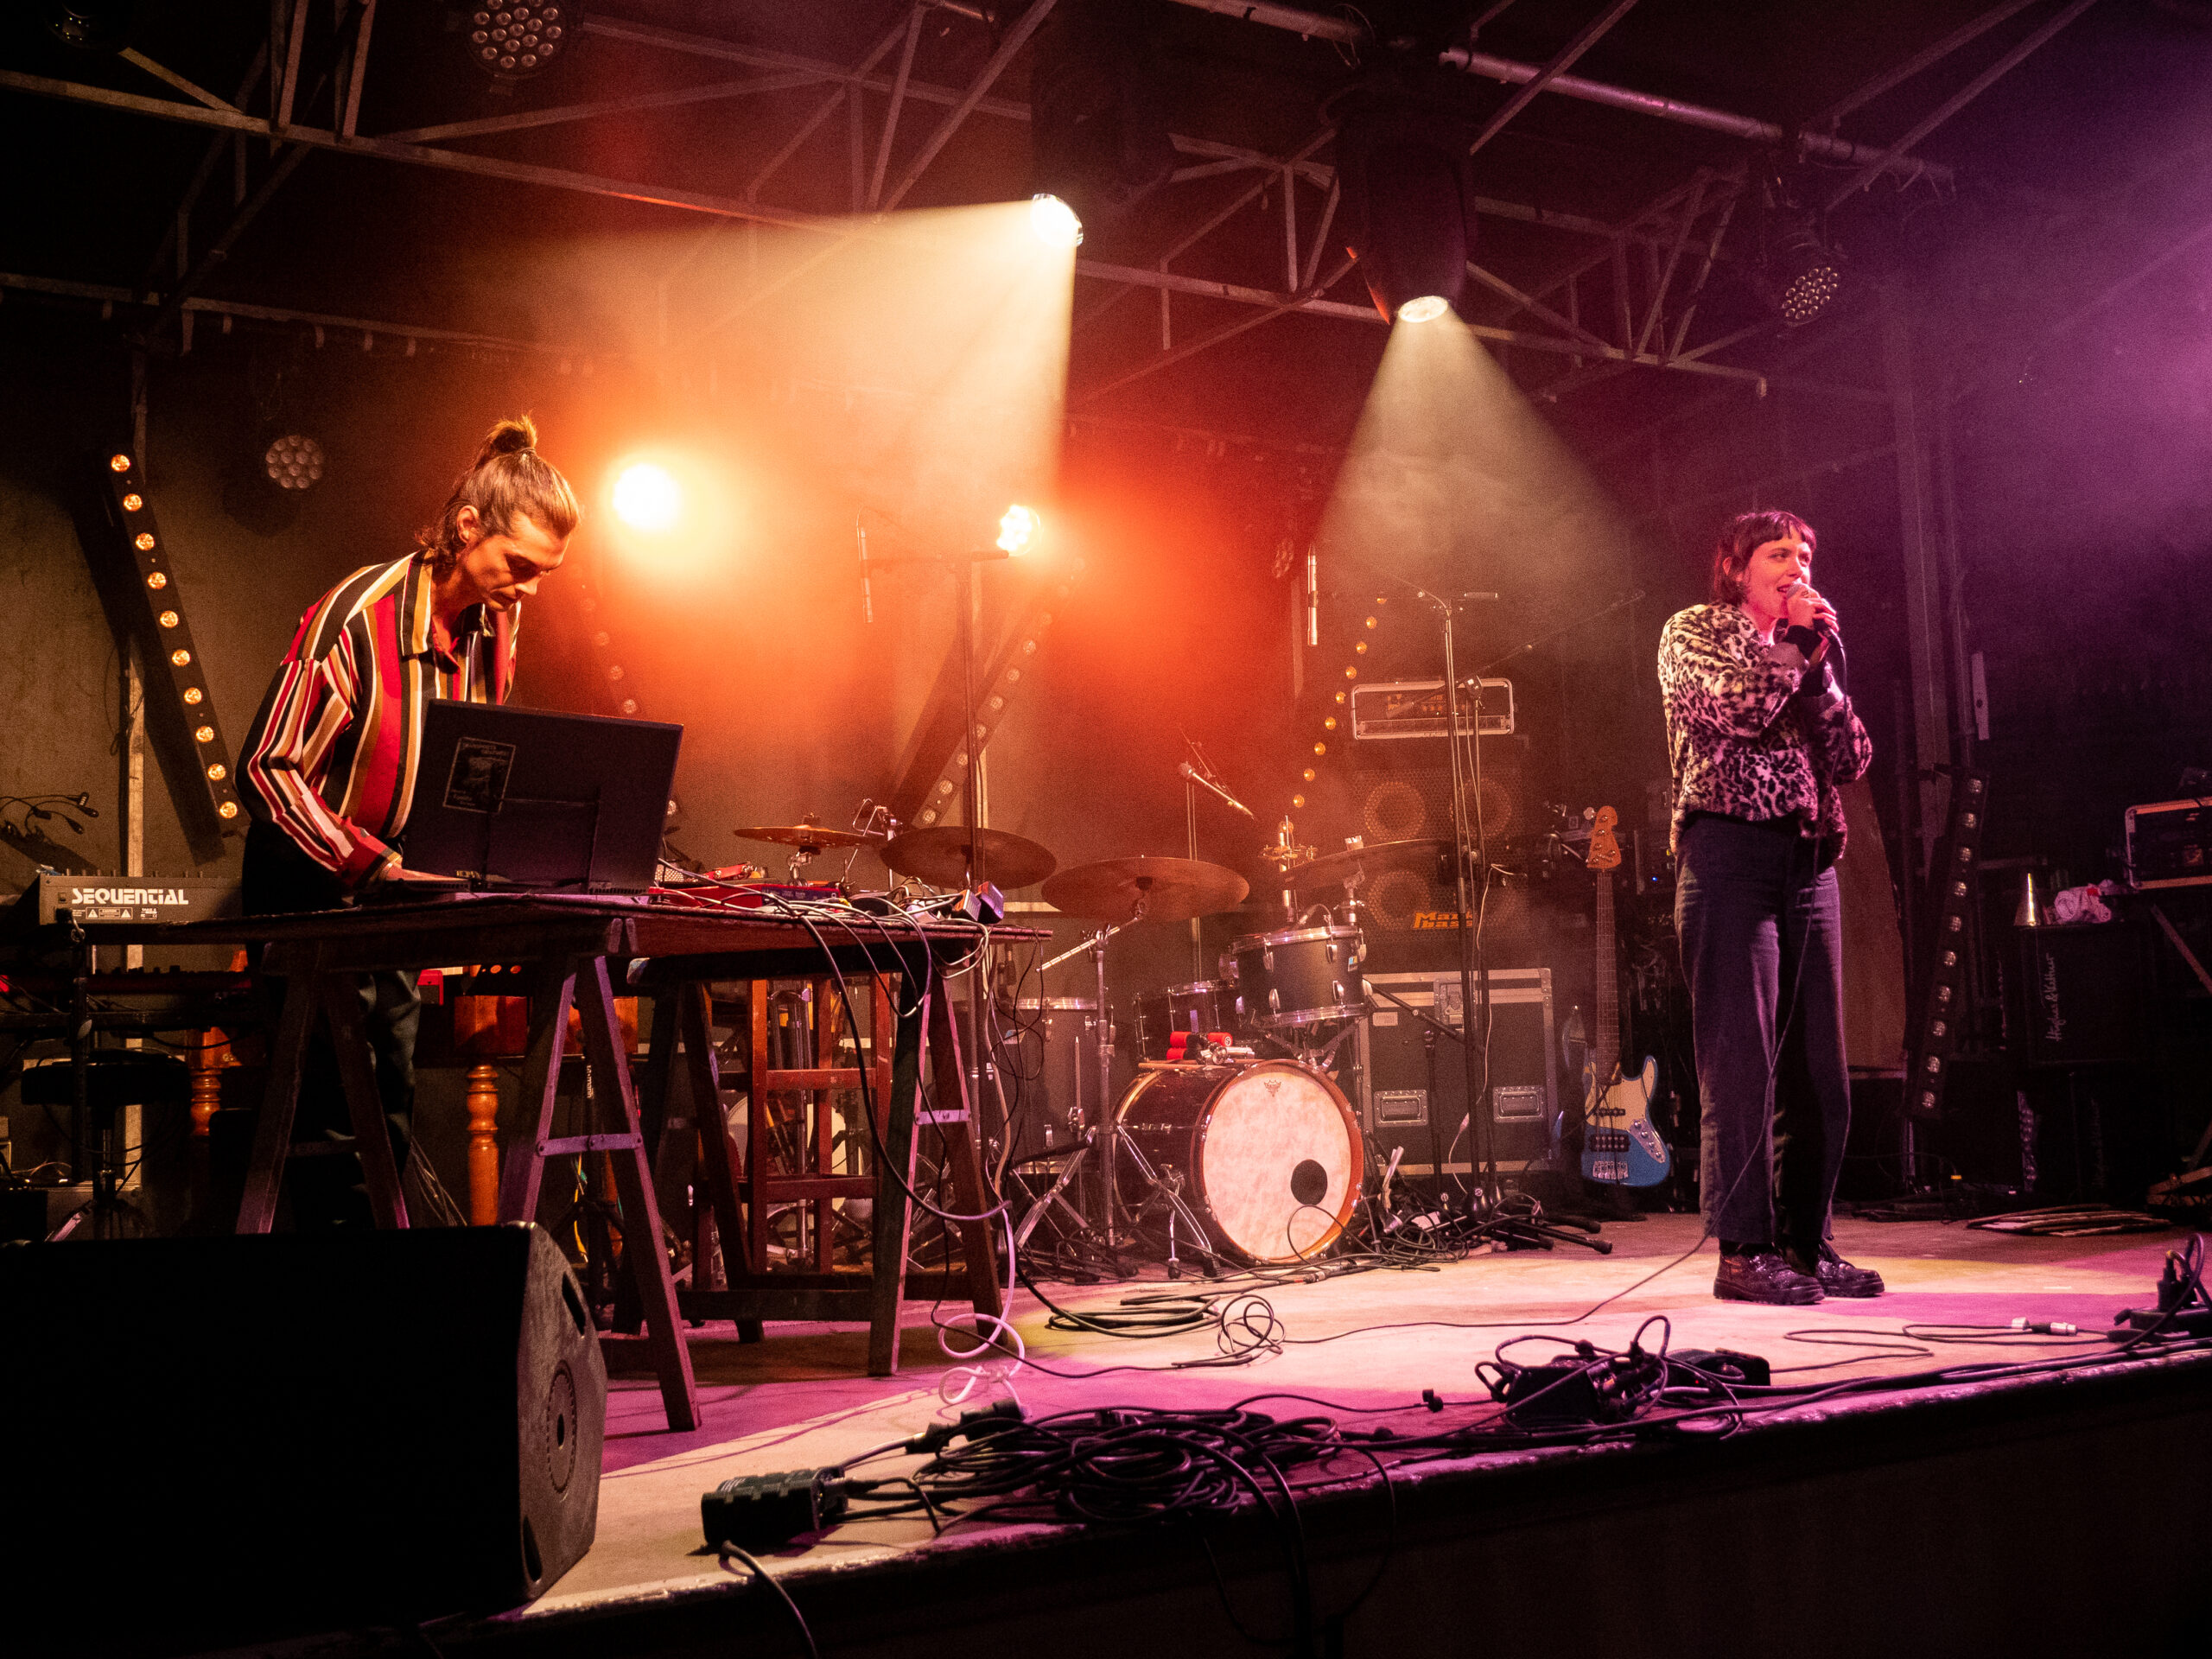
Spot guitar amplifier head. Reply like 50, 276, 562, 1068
2125, 799, 2212, 889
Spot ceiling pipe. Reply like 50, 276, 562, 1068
1159, 0, 1955, 187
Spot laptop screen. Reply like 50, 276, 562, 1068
404, 702, 682, 893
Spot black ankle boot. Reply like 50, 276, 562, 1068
1714, 1249, 1823, 1306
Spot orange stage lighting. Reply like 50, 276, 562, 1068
613, 462, 683, 532
997, 503, 1041, 556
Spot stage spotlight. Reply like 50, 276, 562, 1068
1396, 295, 1451, 323
48, 3, 130, 49
1028, 0, 1177, 237
464, 1, 579, 82
613, 463, 683, 532
996, 504, 1041, 556
264, 433, 325, 493
1329, 79, 1479, 324
1028, 194, 1084, 251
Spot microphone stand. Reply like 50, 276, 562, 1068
1413, 586, 1502, 1205
1177, 753, 1251, 982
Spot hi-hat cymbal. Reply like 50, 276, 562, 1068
731, 822, 874, 851
1042, 857, 1249, 925
1287, 837, 1451, 890
883, 826, 1058, 890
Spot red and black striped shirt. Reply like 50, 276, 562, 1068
238, 551, 518, 885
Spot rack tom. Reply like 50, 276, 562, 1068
1230, 925, 1365, 1032
1128, 980, 1230, 1061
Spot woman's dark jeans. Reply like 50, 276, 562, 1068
1674, 813, 1851, 1249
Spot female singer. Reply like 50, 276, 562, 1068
1656, 510, 1882, 1304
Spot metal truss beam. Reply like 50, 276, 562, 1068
1156, 0, 1959, 187
1823, 0, 2100, 210
1465, 0, 1641, 159
382, 70, 827, 145
880, 0, 1057, 211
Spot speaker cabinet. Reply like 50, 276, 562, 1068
0, 1224, 604, 1644
1311, 743, 1528, 933
2012, 922, 2147, 1065
1360, 968, 1559, 1176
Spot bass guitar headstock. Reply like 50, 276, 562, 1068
1586, 805, 1621, 874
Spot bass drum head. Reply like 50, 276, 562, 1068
1196, 1062, 1361, 1264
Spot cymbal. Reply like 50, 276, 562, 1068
1043, 857, 1249, 925
882, 826, 1058, 890
1287, 837, 1451, 890
731, 822, 874, 850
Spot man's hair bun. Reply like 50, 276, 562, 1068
475, 415, 538, 467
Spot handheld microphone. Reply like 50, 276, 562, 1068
1179, 761, 1255, 820
856, 519, 873, 625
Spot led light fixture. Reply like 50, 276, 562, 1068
264, 432, 326, 493
465, 2, 578, 82
996, 504, 1040, 556
73, 453, 243, 858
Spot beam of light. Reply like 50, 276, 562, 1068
997, 503, 1041, 555
1395, 295, 1452, 322
1028, 194, 1084, 250
1318, 310, 1636, 614
612, 461, 683, 531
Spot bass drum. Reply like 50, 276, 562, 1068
1114, 1061, 1363, 1264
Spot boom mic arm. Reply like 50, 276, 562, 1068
1179, 761, 1255, 820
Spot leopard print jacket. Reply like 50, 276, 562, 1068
1657, 602, 1873, 856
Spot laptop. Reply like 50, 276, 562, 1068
401, 703, 683, 893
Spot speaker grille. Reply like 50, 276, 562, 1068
1343, 754, 1524, 931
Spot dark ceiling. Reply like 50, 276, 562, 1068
2, 0, 2209, 453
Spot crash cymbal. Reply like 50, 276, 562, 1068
1042, 857, 1249, 925
1287, 837, 1451, 890
882, 826, 1058, 890
731, 820, 874, 851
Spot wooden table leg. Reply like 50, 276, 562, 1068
576, 956, 698, 1431
922, 983, 1004, 1325
498, 962, 575, 1225
317, 975, 410, 1230
866, 975, 931, 1376
465, 1064, 501, 1225
236, 948, 319, 1235
678, 982, 751, 1279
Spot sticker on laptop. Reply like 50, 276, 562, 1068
444, 737, 515, 814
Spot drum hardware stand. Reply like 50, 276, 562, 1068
1116, 1141, 1229, 1278
1261, 817, 1314, 929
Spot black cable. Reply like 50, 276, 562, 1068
718, 1545, 820, 1659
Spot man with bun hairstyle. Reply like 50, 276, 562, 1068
237, 416, 578, 1225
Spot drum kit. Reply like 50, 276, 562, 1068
729, 810, 1503, 1274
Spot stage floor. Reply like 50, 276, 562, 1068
516, 1213, 2190, 1626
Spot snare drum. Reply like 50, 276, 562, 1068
1114, 1060, 1363, 1263
1230, 925, 1365, 1031
1128, 980, 1230, 1061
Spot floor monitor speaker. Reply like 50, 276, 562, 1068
0, 1223, 604, 1645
